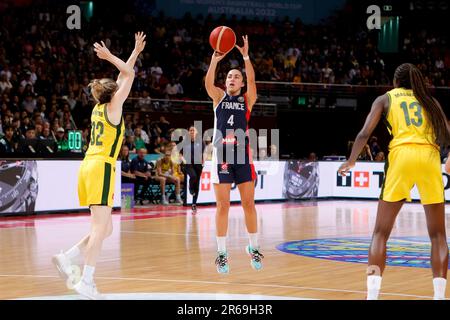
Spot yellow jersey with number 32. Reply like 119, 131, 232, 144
85, 103, 125, 162
385, 88, 437, 150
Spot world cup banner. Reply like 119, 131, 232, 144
0, 160, 121, 215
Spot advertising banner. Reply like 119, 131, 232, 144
186, 160, 285, 204
0, 160, 121, 215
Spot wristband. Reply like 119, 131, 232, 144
243, 56, 250, 61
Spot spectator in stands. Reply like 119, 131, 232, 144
0, 74, 13, 93
156, 149, 183, 205
270, 144, 279, 160
55, 127, 69, 152
369, 136, 381, 159
0, 125, 16, 154
120, 145, 136, 184
375, 151, 385, 162
157, 116, 171, 139
17, 126, 37, 154
307, 152, 318, 161
40, 127, 53, 140
348, 141, 373, 161
149, 136, 163, 154
136, 123, 150, 146
124, 135, 137, 153
136, 90, 152, 111
134, 128, 146, 151
165, 78, 184, 99
130, 147, 152, 205
22, 95, 37, 114
259, 148, 268, 160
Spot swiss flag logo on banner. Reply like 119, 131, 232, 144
354, 171, 369, 188
201, 172, 211, 191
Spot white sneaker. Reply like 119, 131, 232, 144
52, 252, 73, 281
161, 197, 169, 205
73, 279, 105, 300
175, 197, 183, 205
52, 251, 81, 289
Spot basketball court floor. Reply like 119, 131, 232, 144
0, 200, 449, 300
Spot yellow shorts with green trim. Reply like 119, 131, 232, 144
78, 159, 116, 207
380, 144, 444, 205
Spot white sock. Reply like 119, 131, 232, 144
248, 233, 259, 249
433, 277, 446, 300
176, 193, 181, 200
217, 236, 227, 253
64, 246, 80, 260
81, 265, 95, 283
367, 275, 382, 300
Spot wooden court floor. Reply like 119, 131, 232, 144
1, 200, 450, 300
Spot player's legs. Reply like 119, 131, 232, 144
237, 180, 264, 270
214, 183, 232, 273
73, 205, 112, 300
367, 200, 404, 300
424, 203, 448, 299
153, 176, 167, 204
165, 175, 182, 204
193, 165, 203, 206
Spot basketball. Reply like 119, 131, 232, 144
209, 26, 236, 53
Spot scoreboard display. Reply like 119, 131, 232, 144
67, 130, 83, 152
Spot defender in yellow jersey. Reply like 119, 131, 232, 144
78, 103, 125, 207
52, 32, 146, 300
339, 63, 450, 300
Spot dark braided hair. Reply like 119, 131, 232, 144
394, 63, 450, 147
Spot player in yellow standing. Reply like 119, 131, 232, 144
52, 32, 146, 299
339, 63, 450, 300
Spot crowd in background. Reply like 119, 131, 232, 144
0, 4, 449, 157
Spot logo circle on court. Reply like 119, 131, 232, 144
276, 237, 450, 269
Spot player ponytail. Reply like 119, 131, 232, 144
89, 78, 118, 104
394, 63, 450, 147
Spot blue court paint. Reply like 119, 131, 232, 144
277, 237, 450, 269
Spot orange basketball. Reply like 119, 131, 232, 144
209, 26, 236, 54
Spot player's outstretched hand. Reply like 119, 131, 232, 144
235, 35, 249, 57
337, 161, 355, 176
211, 51, 227, 63
93, 41, 112, 60
134, 31, 147, 54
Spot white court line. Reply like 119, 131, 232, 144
0, 274, 435, 299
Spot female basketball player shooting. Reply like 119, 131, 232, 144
338, 63, 450, 300
52, 32, 146, 299
205, 36, 263, 273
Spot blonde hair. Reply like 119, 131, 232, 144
89, 78, 118, 104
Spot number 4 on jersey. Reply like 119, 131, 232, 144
227, 115, 234, 126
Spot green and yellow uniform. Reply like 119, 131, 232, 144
78, 103, 124, 207
381, 88, 443, 204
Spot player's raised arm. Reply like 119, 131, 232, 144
116, 32, 146, 87
235, 35, 257, 110
205, 51, 227, 104
93, 32, 146, 124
